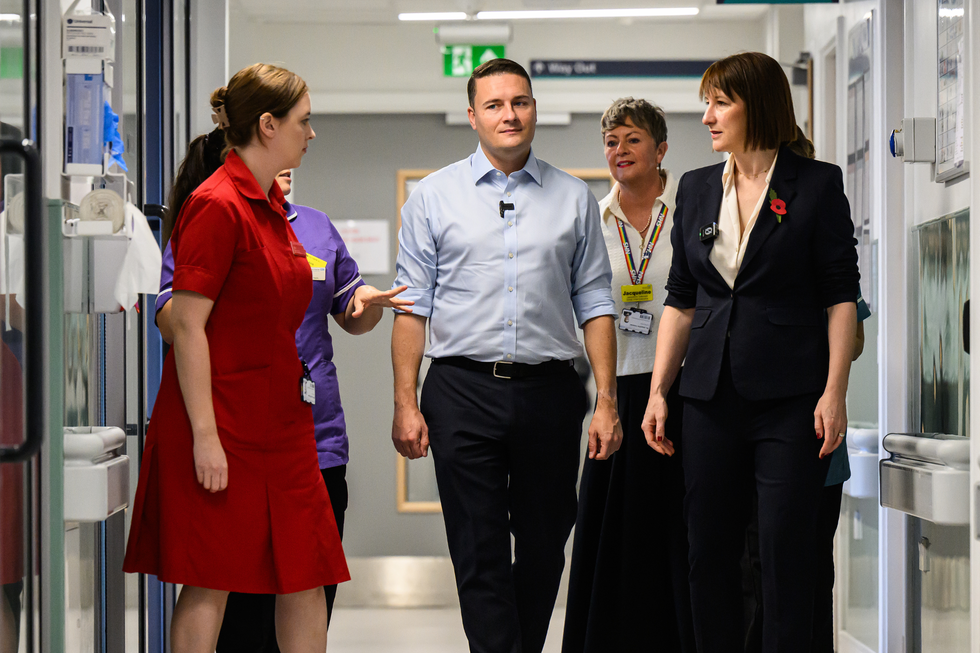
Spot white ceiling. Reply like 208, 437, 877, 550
230, 0, 768, 25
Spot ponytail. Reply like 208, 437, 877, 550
786, 125, 815, 160
163, 128, 226, 246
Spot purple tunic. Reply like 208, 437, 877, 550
157, 202, 364, 468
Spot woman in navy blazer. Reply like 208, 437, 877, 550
640, 52, 859, 653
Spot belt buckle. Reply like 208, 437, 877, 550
493, 361, 514, 379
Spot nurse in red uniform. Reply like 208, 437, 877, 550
123, 63, 348, 653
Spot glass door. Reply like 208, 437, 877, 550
1, 2, 43, 652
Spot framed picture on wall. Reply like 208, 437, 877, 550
936, 0, 968, 182
393, 167, 614, 514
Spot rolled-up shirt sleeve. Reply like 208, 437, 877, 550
813, 167, 860, 308
155, 241, 175, 314
664, 175, 698, 309
570, 191, 617, 326
393, 183, 437, 317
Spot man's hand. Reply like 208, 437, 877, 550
588, 396, 623, 460
640, 392, 675, 456
392, 405, 430, 459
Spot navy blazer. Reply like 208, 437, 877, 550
665, 146, 859, 402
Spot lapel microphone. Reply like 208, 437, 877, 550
699, 222, 719, 242
499, 201, 515, 219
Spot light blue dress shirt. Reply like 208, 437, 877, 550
394, 145, 616, 364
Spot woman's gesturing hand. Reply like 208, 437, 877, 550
351, 285, 414, 317
641, 392, 675, 456
193, 433, 229, 492
814, 390, 847, 459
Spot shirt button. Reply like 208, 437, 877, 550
506, 354, 513, 359
508, 286, 514, 292
508, 320, 513, 326
496, 172, 502, 177
508, 221, 513, 226
508, 252, 514, 259
506, 192, 512, 197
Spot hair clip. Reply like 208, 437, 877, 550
211, 105, 230, 129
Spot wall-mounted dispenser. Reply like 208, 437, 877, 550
889, 118, 937, 163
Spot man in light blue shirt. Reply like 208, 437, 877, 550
391, 59, 621, 653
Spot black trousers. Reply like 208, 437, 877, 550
215, 464, 348, 653
422, 362, 587, 653
682, 348, 829, 653
743, 482, 844, 653
562, 371, 695, 653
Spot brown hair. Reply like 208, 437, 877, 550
699, 52, 810, 154
162, 128, 226, 246
467, 58, 533, 108
600, 97, 668, 144
210, 63, 309, 153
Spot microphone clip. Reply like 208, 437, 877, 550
499, 201, 515, 219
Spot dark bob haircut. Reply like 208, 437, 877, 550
699, 52, 797, 152
467, 58, 533, 108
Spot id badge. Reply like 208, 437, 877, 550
621, 284, 654, 303
301, 376, 316, 405
306, 253, 327, 281
619, 308, 653, 335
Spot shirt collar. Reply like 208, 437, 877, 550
601, 169, 676, 224
284, 201, 298, 222
224, 150, 288, 212
470, 143, 542, 186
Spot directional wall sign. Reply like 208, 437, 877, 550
443, 45, 505, 77
530, 60, 715, 79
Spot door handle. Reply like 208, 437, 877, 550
0, 138, 44, 463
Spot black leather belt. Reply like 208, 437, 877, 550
432, 356, 574, 380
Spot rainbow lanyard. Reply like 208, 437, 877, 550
617, 204, 668, 285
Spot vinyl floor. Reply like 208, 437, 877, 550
327, 607, 566, 653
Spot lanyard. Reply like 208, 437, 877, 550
616, 203, 668, 285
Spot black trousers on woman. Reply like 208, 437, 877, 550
214, 464, 348, 653
562, 371, 695, 653
682, 346, 830, 653
743, 482, 844, 653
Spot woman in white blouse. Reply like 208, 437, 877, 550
563, 98, 695, 653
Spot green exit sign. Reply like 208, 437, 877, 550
443, 45, 505, 77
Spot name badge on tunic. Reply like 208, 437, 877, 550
300, 360, 316, 405
290, 241, 307, 257
306, 253, 327, 281
619, 308, 653, 335
621, 283, 654, 303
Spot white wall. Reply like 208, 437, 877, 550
805, 1, 980, 651
228, 12, 768, 115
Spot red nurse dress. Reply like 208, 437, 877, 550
122, 151, 349, 594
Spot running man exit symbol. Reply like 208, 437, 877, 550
444, 45, 506, 77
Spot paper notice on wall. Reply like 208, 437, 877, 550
335, 220, 390, 275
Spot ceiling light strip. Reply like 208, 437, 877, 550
397, 8, 699, 22
398, 12, 467, 21
476, 8, 699, 20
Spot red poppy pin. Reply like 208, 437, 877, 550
768, 188, 787, 223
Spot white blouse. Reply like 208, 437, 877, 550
708, 152, 779, 289
599, 171, 677, 377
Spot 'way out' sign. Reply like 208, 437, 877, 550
443, 45, 505, 77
